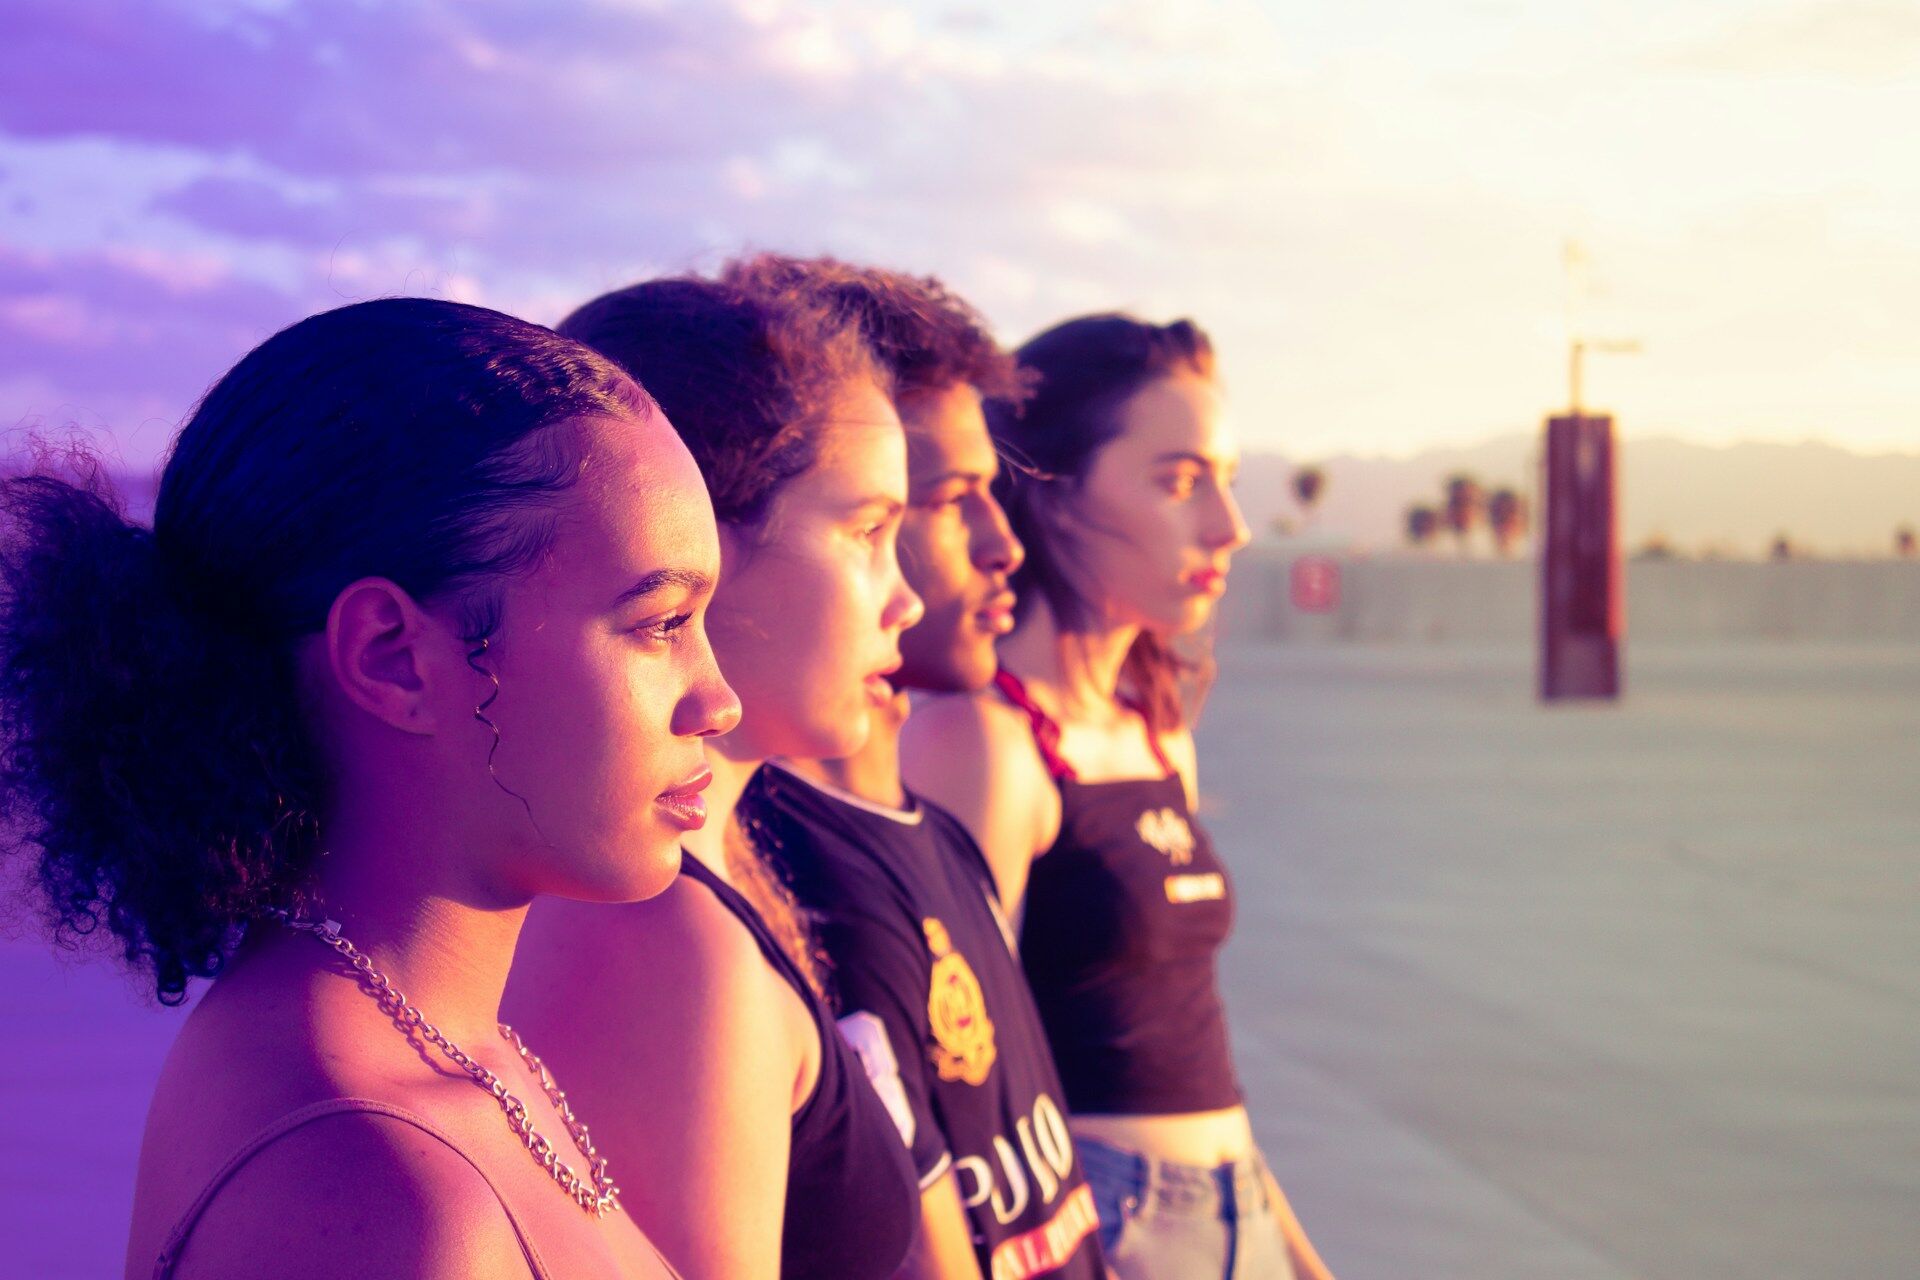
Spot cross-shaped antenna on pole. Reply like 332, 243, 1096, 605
1563, 238, 1641, 415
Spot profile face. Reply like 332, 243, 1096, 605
468, 408, 740, 903
703, 376, 924, 761
895, 382, 1023, 693
1052, 372, 1251, 636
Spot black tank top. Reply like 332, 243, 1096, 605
995, 668, 1243, 1116
678, 853, 920, 1280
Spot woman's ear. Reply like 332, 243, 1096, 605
322, 577, 445, 735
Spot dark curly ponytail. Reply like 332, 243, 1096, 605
0, 299, 649, 1004
0, 466, 315, 1002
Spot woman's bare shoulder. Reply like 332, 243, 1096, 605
516, 872, 769, 1000
153, 1105, 533, 1280
141, 964, 356, 1151
506, 870, 799, 1086
904, 689, 1053, 792
909, 685, 1029, 735
130, 968, 508, 1263
904, 689, 1062, 916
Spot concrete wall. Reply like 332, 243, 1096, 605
1219, 547, 1920, 644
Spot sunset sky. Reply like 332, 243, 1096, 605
2, 0, 1916, 467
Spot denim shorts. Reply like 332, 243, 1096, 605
1077, 1134, 1296, 1280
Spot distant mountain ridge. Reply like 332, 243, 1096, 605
1238, 435, 1920, 558
69, 436, 1920, 559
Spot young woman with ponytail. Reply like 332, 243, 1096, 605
903, 315, 1335, 1280
506, 260, 924, 1280
1, 298, 739, 1278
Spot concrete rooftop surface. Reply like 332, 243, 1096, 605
1204, 642, 1920, 1280
4, 641, 1917, 1278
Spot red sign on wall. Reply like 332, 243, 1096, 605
1290, 556, 1341, 613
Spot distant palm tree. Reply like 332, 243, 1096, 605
1405, 504, 1441, 548
1632, 534, 1677, 562
1291, 465, 1326, 523
1897, 526, 1916, 559
1486, 488, 1528, 557
1443, 474, 1484, 553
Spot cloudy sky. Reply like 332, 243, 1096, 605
2, 0, 1916, 467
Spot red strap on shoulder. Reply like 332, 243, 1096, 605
992, 668, 1077, 783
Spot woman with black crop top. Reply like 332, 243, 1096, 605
507, 261, 923, 1280
906, 315, 1336, 1280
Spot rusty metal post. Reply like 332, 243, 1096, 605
1540, 414, 1622, 700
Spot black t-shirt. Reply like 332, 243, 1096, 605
742, 763, 1105, 1280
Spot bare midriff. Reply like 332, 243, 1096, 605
1070, 1104, 1256, 1168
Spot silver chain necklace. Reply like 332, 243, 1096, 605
267, 909, 620, 1218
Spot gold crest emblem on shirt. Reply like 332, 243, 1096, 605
924, 917, 996, 1086
1136, 806, 1196, 865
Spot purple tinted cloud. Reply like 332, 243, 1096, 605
0, 0, 848, 180
0, 0, 1323, 462
6, 0, 1268, 278
0, 238, 303, 412
149, 174, 489, 247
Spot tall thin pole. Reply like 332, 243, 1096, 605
1562, 238, 1638, 412
1564, 239, 1586, 416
